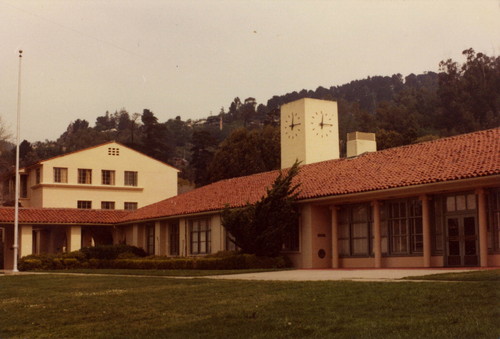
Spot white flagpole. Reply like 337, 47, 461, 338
13, 50, 23, 272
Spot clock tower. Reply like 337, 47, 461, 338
281, 98, 339, 169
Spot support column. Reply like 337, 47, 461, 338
132, 224, 139, 247
372, 200, 382, 268
330, 206, 339, 268
476, 188, 488, 267
420, 194, 431, 267
66, 226, 82, 252
20, 225, 33, 257
154, 222, 161, 256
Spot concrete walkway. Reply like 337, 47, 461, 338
206, 268, 477, 282
1, 268, 488, 282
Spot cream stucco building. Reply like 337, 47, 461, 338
2, 141, 179, 210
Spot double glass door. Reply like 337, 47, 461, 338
446, 215, 478, 266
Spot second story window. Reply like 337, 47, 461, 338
101, 201, 115, 210
124, 171, 138, 186
124, 202, 138, 210
102, 170, 115, 185
77, 200, 92, 209
78, 169, 92, 184
54, 168, 68, 183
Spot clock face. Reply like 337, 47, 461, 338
310, 111, 334, 137
283, 112, 302, 139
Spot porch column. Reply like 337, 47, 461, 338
20, 225, 33, 257
476, 188, 488, 267
66, 226, 82, 252
330, 206, 339, 268
372, 200, 382, 268
132, 224, 139, 247
154, 222, 161, 256
420, 194, 431, 267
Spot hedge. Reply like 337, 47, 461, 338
18, 252, 292, 271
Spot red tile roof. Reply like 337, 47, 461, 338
121, 128, 500, 222
1, 128, 498, 225
0, 208, 130, 225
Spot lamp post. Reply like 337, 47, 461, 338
12, 49, 23, 272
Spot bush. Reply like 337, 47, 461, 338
18, 250, 292, 271
80, 244, 146, 260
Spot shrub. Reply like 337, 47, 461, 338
18, 249, 292, 271
80, 244, 147, 260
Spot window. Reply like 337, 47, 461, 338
190, 218, 211, 254
169, 222, 179, 256
282, 216, 300, 252
384, 199, 423, 255
124, 202, 138, 210
338, 204, 372, 257
446, 193, 476, 212
488, 189, 500, 253
35, 168, 41, 184
53, 167, 68, 183
78, 169, 92, 184
20, 175, 28, 198
77, 200, 92, 209
124, 171, 138, 186
101, 170, 115, 185
101, 201, 115, 210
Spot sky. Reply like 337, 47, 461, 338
1, 0, 499, 143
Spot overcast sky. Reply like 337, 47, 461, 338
1, 0, 499, 142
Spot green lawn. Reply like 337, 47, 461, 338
0, 273, 498, 338
33, 268, 283, 276
403, 269, 500, 281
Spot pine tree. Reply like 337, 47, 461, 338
222, 161, 301, 257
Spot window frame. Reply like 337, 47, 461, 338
77, 200, 92, 209
124, 171, 138, 186
169, 222, 180, 256
338, 203, 372, 258
53, 167, 68, 183
487, 188, 500, 253
124, 202, 138, 210
101, 201, 115, 210
384, 198, 423, 256
189, 218, 211, 255
78, 169, 92, 184
101, 170, 116, 185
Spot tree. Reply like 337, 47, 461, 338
438, 48, 500, 134
190, 130, 217, 187
207, 126, 280, 183
221, 161, 301, 257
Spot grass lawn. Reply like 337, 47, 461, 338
403, 268, 500, 282
31, 268, 283, 277
0, 273, 498, 338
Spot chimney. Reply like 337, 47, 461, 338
346, 132, 376, 157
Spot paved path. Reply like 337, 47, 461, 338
1, 268, 484, 282
206, 268, 476, 281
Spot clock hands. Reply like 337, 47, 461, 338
288, 114, 301, 130
319, 113, 333, 129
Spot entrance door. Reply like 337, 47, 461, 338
446, 215, 478, 266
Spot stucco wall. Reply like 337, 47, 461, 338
28, 142, 178, 209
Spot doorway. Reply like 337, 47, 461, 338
446, 215, 478, 266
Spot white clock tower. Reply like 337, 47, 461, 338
280, 98, 340, 169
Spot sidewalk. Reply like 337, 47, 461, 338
206, 268, 478, 281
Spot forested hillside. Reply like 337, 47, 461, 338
1, 48, 498, 188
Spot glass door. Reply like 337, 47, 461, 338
446, 215, 478, 266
